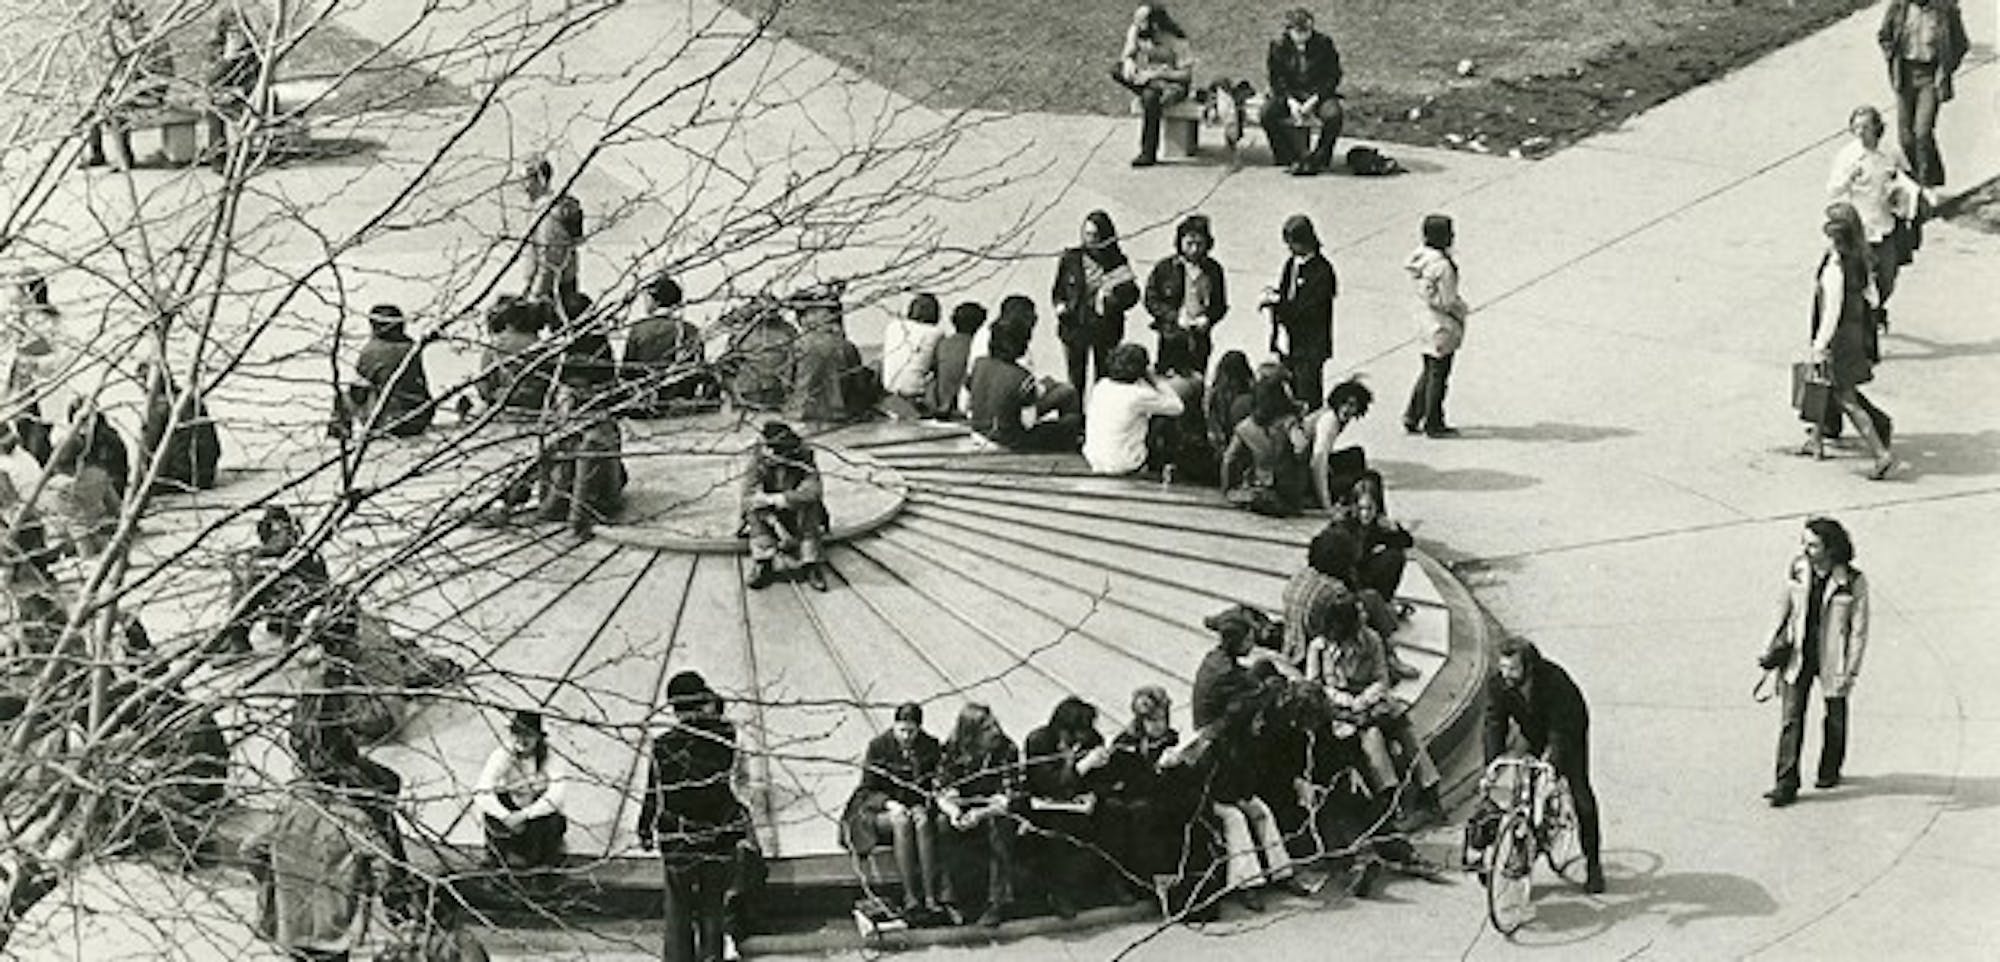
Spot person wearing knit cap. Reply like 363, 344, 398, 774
881, 293, 945, 409
1144, 214, 1228, 376
639, 667, 748, 962
787, 283, 869, 423
345, 303, 435, 437
623, 273, 710, 417
1051, 211, 1140, 392
1260, 215, 1336, 411
740, 420, 829, 591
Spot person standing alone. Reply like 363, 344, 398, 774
1759, 517, 1871, 808
1483, 636, 1605, 893
1402, 214, 1467, 438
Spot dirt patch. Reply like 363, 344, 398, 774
732, 0, 1873, 158
1937, 176, 2000, 235
284, 20, 474, 118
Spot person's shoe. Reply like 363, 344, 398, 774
902, 901, 930, 926
1866, 458, 1900, 481
1584, 866, 1606, 895
1814, 774, 1841, 790
936, 902, 965, 926
1131, 155, 1158, 168
1279, 875, 1316, 897
977, 903, 1005, 928
1235, 888, 1264, 912
1424, 426, 1461, 438
1389, 657, 1421, 681
1403, 420, 1422, 435
1352, 858, 1384, 898
1764, 786, 1797, 808
804, 562, 829, 592
1049, 892, 1078, 920
748, 561, 775, 590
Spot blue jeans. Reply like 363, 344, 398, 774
1894, 60, 1944, 186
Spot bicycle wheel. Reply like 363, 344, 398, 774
1542, 781, 1583, 882
1485, 810, 1536, 936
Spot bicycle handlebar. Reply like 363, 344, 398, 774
1480, 755, 1557, 786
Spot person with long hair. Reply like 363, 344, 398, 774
1115, 5, 1195, 168
936, 703, 1022, 928
1760, 517, 1871, 808
1260, 214, 1335, 409
1144, 214, 1227, 375
1305, 377, 1371, 509
1051, 211, 1141, 391
1204, 350, 1255, 455
1801, 203, 1896, 478
475, 709, 570, 869
1403, 214, 1468, 437
1221, 377, 1307, 515
1019, 696, 1114, 919
1082, 342, 1184, 475
1098, 687, 1187, 900
844, 702, 950, 924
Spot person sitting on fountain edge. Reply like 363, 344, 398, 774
741, 420, 829, 591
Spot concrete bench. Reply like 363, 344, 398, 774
109, 105, 205, 167
1127, 97, 1205, 158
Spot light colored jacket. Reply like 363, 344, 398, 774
1404, 246, 1467, 357
1769, 557, 1871, 697
242, 785, 383, 953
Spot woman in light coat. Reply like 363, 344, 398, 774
1402, 214, 1467, 437
1759, 516, 1870, 807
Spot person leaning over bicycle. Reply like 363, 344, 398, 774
1479, 636, 1605, 893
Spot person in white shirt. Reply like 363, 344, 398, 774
1083, 342, 1184, 474
1825, 105, 1918, 325
881, 293, 945, 407
476, 709, 570, 869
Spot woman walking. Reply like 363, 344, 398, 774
1800, 203, 1896, 479
1052, 211, 1141, 393
1759, 517, 1871, 807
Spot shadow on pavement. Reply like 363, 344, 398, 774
1526, 848, 1777, 941
1889, 431, 2000, 478
1880, 332, 2000, 363
1376, 460, 1540, 493
1448, 422, 1638, 445
1801, 772, 2000, 812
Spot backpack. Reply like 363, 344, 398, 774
1345, 145, 1405, 176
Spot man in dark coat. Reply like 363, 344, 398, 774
638, 671, 748, 962
1877, 0, 1969, 187
1260, 8, 1346, 175
349, 304, 434, 437
1143, 214, 1228, 376
140, 364, 223, 493
623, 274, 709, 416
1262, 214, 1336, 409
741, 420, 828, 591
1482, 636, 1604, 893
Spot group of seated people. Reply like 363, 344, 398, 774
837, 526, 1437, 928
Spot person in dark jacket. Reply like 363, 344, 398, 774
1260, 215, 1335, 409
936, 703, 1022, 928
1051, 211, 1141, 392
205, 12, 261, 171
1260, 8, 1345, 175
964, 310, 1083, 452
1876, 0, 1969, 188
1019, 696, 1112, 919
139, 364, 223, 493
1144, 214, 1228, 376
223, 505, 331, 653
638, 671, 749, 962
741, 420, 828, 591
623, 274, 710, 416
345, 305, 434, 438
1482, 636, 1604, 893
1097, 686, 1188, 899
1191, 607, 1302, 910
847, 702, 949, 923
787, 285, 864, 423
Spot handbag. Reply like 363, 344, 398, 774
1791, 362, 1831, 424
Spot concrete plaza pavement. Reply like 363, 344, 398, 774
403, 0, 1997, 958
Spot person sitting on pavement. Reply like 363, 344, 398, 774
935, 702, 1022, 928
717, 295, 796, 411
788, 284, 868, 423
1221, 377, 1307, 515
475, 709, 570, 871
341, 304, 435, 439
1019, 696, 1113, 920
637, 670, 751, 962
882, 294, 945, 416
965, 308, 1083, 452
1482, 636, 1606, 893
42, 410, 126, 559
241, 764, 396, 962
741, 420, 829, 592
1334, 471, 1414, 608
1204, 350, 1255, 455
623, 274, 712, 417
1082, 342, 1184, 476
222, 505, 331, 654
1114, 4, 1196, 168
1143, 214, 1227, 374
1304, 377, 1371, 510
925, 301, 985, 419
480, 295, 554, 413
139, 363, 223, 493
1193, 607, 1310, 912
1097, 685, 1189, 904
1260, 8, 1346, 176
1153, 331, 1213, 483
843, 702, 950, 925
1305, 600, 1442, 831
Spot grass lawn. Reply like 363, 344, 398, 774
733, 0, 1872, 154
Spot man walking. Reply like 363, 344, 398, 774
1483, 636, 1605, 893
1877, 0, 1969, 188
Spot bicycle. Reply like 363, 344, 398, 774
1463, 756, 1582, 936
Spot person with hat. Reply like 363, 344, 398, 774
638, 670, 750, 962
1260, 214, 1336, 411
1144, 214, 1228, 376
475, 709, 570, 870
787, 284, 869, 423
223, 504, 331, 654
881, 293, 946, 414
1051, 211, 1141, 392
622, 274, 710, 417
740, 420, 829, 591
1190, 606, 1306, 911
346, 304, 435, 438
1260, 8, 1346, 176
1403, 214, 1468, 438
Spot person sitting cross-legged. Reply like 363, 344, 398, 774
475, 709, 570, 871
741, 420, 829, 592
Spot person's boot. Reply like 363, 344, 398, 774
1584, 860, 1606, 895
804, 561, 828, 592
748, 560, 775, 590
